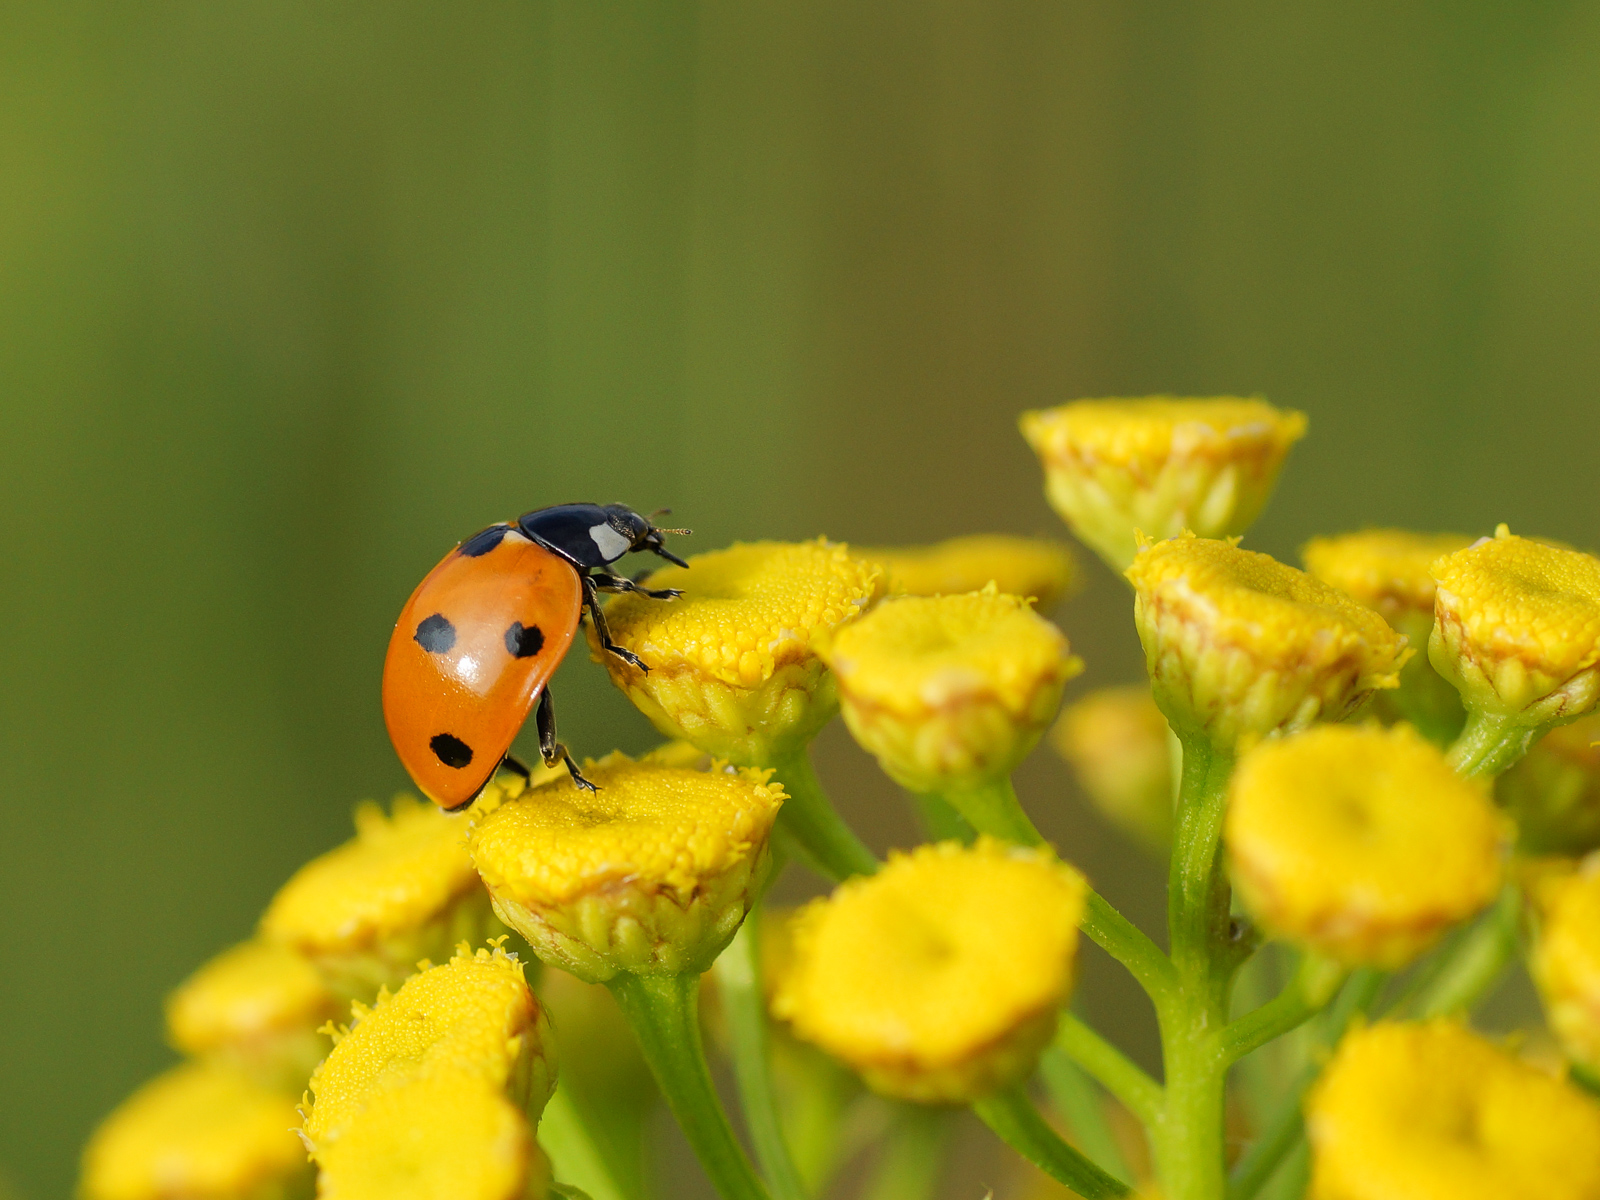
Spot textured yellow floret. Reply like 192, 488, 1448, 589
1019, 398, 1306, 570
1532, 857, 1600, 1072
1499, 713, 1600, 854
822, 587, 1080, 793
1302, 529, 1472, 620
1307, 1020, 1600, 1200
1052, 684, 1174, 852
1430, 526, 1600, 723
863, 535, 1077, 607
80, 1063, 307, 1200
773, 838, 1086, 1103
1127, 534, 1409, 750
470, 753, 784, 981
259, 796, 495, 1001
595, 539, 884, 764
1226, 725, 1506, 967
304, 943, 549, 1152
313, 1073, 545, 1200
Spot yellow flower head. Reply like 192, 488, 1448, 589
304, 942, 552, 1152
1532, 855, 1600, 1073
1051, 684, 1174, 853
1498, 713, 1600, 855
165, 938, 338, 1092
1226, 725, 1506, 968
863, 534, 1079, 608
820, 587, 1081, 794
1126, 534, 1410, 752
259, 795, 502, 1003
312, 1073, 548, 1200
79, 1063, 309, 1200
593, 539, 884, 765
1430, 526, 1600, 725
1018, 397, 1307, 571
1306, 1020, 1600, 1200
469, 752, 785, 982
772, 838, 1087, 1104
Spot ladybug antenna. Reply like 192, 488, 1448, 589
654, 526, 691, 537
649, 507, 673, 518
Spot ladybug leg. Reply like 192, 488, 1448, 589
581, 574, 650, 672
499, 754, 532, 781
535, 687, 596, 793
592, 571, 682, 601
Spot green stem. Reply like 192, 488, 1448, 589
1039, 1046, 1137, 1184
607, 972, 771, 1200
1446, 710, 1542, 779
939, 775, 1043, 844
715, 921, 808, 1200
1219, 956, 1347, 1065
768, 749, 879, 880
909, 791, 976, 843
860, 1104, 952, 1200
1053, 1011, 1163, 1129
1413, 885, 1522, 1019
539, 1084, 632, 1200
974, 1084, 1131, 1198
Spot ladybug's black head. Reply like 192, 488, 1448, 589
604, 504, 691, 569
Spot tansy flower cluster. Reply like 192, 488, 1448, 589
84, 397, 1600, 1200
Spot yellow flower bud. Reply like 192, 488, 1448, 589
1430, 526, 1600, 727
772, 838, 1087, 1104
312, 1073, 549, 1200
1051, 684, 1174, 853
259, 795, 502, 1003
79, 1063, 309, 1200
863, 534, 1079, 608
1126, 534, 1409, 752
593, 539, 884, 765
1532, 855, 1600, 1073
1226, 725, 1506, 968
820, 587, 1081, 795
1019, 397, 1307, 571
1497, 713, 1600, 855
165, 938, 338, 1092
304, 942, 552, 1153
469, 752, 784, 982
1306, 1020, 1600, 1200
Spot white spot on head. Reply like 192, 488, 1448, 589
503, 527, 531, 545
590, 522, 631, 561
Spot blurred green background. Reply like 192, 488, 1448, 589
5, 2, 1600, 1196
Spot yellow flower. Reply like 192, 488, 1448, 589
1306, 1020, 1600, 1200
79, 1063, 309, 1200
1498, 713, 1600, 855
1051, 684, 1174, 853
1430, 525, 1600, 726
863, 534, 1078, 607
165, 938, 338, 1092
1126, 534, 1409, 752
469, 752, 784, 982
1019, 397, 1307, 571
312, 1073, 549, 1200
259, 795, 502, 1003
1226, 725, 1506, 968
772, 838, 1087, 1104
303, 942, 552, 1152
820, 587, 1081, 794
1532, 855, 1600, 1072
593, 539, 884, 765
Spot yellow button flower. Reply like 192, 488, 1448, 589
165, 938, 337, 1092
1430, 525, 1600, 727
821, 587, 1081, 795
1498, 712, 1600, 855
313, 1072, 549, 1200
470, 752, 784, 982
1226, 725, 1506, 968
80, 1063, 309, 1200
1051, 684, 1174, 853
1127, 534, 1409, 752
1532, 856, 1600, 1073
772, 838, 1087, 1104
1306, 1020, 1600, 1200
259, 795, 501, 1002
592, 539, 883, 766
863, 534, 1078, 608
304, 942, 551, 1152
1019, 397, 1307, 571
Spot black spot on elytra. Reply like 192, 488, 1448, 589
430, 733, 474, 769
414, 613, 456, 654
459, 524, 509, 557
505, 621, 544, 658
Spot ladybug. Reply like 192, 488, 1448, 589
382, 502, 688, 809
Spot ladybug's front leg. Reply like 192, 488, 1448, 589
534, 688, 596, 793
581, 574, 650, 672
591, 571, 682, 602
